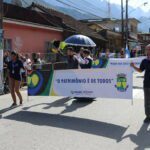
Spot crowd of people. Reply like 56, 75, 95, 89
67, 47, 93, 69
4, 51, 43, 73
1, 45, 149, 124
1, 47, 145, 98
66, 47, 132, 69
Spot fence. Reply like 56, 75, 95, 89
20, 52, 67, 63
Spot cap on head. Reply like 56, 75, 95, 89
11, 51, 19, 60
11, 51, 18, 56
83, 49, 90, 55
80, 47, 84, 51
67, 47, 74, 52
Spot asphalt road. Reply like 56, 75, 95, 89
0, 73, 149, 150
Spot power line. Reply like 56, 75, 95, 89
22, 0, 103, 20
22, 0, 30, 7
68, 0, 106, 16
55, 0, 102, 19
67, 0, 108, 15
24, 0, 116, 20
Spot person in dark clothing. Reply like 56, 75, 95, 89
67, 47, 79, 69
130, 49, 134, 58
4, 51, 11, 65
3, 51, 11, 78
80, 49, 93, 69
7, 51, 24, 107
131, 44, 150, 123
3, 51, 11, 94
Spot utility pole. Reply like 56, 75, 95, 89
121, 0, 124, 48
0, 0, 3, 49
125, 0, 128, 48
108, 0, 111, 18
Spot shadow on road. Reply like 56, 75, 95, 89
61, 99, 95, 114
5, 111, 127, 141
0, 105, 20, 115
23, 97, 71, 111
23, 97, 94, 114
121, 123, 150, 150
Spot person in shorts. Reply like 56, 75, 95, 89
8, 51, 24, 107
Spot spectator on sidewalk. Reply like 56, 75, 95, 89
7, 51, 24, 107
24, 54, 32, 72
131, 44, 150, 123
32, 53, 42, 70
120, 48, 125, 58
19, 55, 26, 87
105, 48, 110, 59
67, 47, 79, 69
4, 50, 11, 66
130, 49, 136, 58
3, 51, 11, 78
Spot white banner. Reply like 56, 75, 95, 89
108, 57, 145, 68
51, 67, 133, 99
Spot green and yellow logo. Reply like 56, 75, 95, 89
27, 73, 40, 88
115, 74, 129, 92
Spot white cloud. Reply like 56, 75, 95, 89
110, 0, 150, 11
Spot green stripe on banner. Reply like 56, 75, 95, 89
41, 66, 54, 96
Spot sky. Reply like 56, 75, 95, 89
110, 0, 150, 12
44, 0, 150, 12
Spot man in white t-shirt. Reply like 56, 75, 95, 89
24, 54, 32, 71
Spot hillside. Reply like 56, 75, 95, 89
4, 0, 150, 33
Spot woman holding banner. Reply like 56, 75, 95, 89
7, 51, 24, 107
131, 45, 150, 123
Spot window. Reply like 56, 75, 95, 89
45, 41, 53, 53
130, 25, 134, 32
4, 39, 12, 51
143, 36, 146, 41
45, 41, 57, 62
